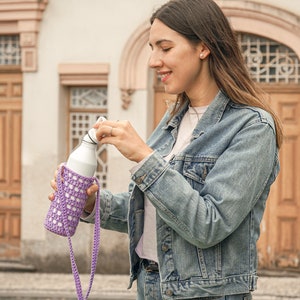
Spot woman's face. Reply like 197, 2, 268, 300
149, 19, 205, 97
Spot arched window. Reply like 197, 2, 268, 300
237, 33, 300, 84
154, 34, 300, 92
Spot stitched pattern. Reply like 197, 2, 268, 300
44, 166, 94, 236
44, 164, 101, 300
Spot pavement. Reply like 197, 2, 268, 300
0, 265, 299, 300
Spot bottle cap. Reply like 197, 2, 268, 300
83, 116, 106, 144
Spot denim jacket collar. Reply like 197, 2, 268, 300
163, 90, 229, 140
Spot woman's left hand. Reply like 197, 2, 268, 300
94, 119, 153, 163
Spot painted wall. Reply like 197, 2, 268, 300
20, 0, 300, 273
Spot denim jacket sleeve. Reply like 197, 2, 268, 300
131, 116, 279, 249
85, 189, 130, 233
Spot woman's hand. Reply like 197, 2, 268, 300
84, 184, 99, 213
47, 164, 99, 213
48, 164, 63, 201
94, 119, 153, 163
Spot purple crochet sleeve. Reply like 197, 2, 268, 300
44, 164, 101, 300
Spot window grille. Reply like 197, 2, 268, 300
0, 35, 21, 65
69, 87, 108, 188
238, 33, 300, 84
70, 87, 107, 109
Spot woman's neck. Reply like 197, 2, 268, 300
188, 80, 219, 107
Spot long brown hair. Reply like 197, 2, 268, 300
150, 0, 283, 147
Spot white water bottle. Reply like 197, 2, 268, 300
66, 117, 106, 177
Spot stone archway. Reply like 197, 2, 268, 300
218, 1, 300, 57
118, 1, 300, 109
119, 21, 150, 109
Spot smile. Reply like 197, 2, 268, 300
159, 72, 172, 83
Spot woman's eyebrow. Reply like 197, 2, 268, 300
149, 39, 173, 48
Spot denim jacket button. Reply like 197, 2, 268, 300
165, 289, 173, 296
161, 244, 169, 252
135, 173, 147, 185
136, 177, 143, 185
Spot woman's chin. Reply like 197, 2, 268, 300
163, 86, 182, 95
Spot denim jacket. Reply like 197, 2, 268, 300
98, 91, 280, 299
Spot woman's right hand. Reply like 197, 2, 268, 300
48, 164, 62, 201
47, 164, 99, 213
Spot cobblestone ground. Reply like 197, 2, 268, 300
0, 272, 299, 299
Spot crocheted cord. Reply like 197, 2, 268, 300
44, 164, 101, 300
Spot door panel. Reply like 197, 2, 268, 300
153, 91, 176, 128
0, 73, 22, 258
153, 76, 176, 129
258, 90, 300, 270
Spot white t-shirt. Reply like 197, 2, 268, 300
135, 105, 208, 262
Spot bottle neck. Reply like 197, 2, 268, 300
81, 138, 97, 148
83, 128, 98, 144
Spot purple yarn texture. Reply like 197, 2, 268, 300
44, 165, 94, 236
44, 164, 101, 300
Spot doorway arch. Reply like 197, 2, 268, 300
119, 1, 300, 109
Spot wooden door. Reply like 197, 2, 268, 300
257, 88, 300, 271
153, 77, 176, 129
0, 72, 22, 258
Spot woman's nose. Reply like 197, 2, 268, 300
148, 52, 163, 69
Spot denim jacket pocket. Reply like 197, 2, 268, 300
183, 157, 217, 189
197, 243, 222, 279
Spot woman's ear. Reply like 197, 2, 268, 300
198, 42, 210, 59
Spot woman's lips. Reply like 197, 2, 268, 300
159, 72, 172, 83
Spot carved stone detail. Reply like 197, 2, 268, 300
121, 88, 134, 110
119, 21, 150, 109
20, 32, 36, 47
22, 48, 36, 71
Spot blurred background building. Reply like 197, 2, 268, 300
0, 0, 299, 274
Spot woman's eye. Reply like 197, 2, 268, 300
162, 48, 171, 52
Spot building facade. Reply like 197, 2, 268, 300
0, 0, 299, 274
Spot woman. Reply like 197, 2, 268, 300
50, 0, 282, 299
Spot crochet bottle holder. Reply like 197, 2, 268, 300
44, 164, 101, 300
44, 164, 95, 236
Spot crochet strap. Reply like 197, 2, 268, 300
57, 165, 101, 300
